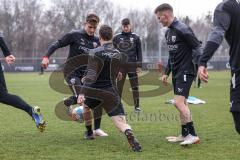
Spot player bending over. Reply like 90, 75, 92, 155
78, 25, 142, 152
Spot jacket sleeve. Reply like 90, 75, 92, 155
0, 35, 11, 57
164, 58, 171, 76
45, 32, 73, 57
192, 44, 202, 64
112, 36, 118, 49
136, 36, 142, 67
119, 52, 128, 73
199, 4, 231, 67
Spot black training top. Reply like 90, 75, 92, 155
164, 18, 201, 78
45, 29, 100, 76
83, 42, 123, 89
113, 31, 142, 67
0, 33, 11, 57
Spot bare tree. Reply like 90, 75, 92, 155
0, 0, 229, 59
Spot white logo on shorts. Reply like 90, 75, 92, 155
178, 88, 183, 93
230, 101, 233, 109
232, 73, 236, 89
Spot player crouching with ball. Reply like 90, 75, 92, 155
77, 25, 142, 152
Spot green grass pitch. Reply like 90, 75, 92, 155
0, 71, 239, 160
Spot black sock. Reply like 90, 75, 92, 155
124, 129, 132, 136
181, 124, 189, 137
94, 118, 101, 130
63, 96, 77, 106
187, 122, 197, 136
134, 98, 140, 108
86, 125, 93, 135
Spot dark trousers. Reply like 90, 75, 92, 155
232, 111, 240, 134
117, 69, 139, 107
0, 63, 32, 116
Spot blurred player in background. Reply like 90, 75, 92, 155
113, 18, 142, 112
39, 65, 45, 75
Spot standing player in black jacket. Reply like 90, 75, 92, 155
0, 33, 46, 132
155, 3, 201, 145
78, 25, 142, 152
199, 0, 240, 135
41, 14, 108, 137
113, 18, 142, 112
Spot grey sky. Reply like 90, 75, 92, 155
41, 0, 222, 19
108, 0, 223, 19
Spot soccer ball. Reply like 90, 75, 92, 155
71, 105, 84, 123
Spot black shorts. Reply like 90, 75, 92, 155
84, 87, 125, 117
230, 70, 240, 112
172, 74, 195, 99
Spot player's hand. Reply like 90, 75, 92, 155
5, 55, 15, 64
77, 94, 85, 105
136, 67, 142, 74
161, 74, 168, 86
198, 66, 208, 83
117, 72, 123, 81
41, 56, 49, 69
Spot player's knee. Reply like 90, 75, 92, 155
174, 99, 183, 107
174, 96, 187, 107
